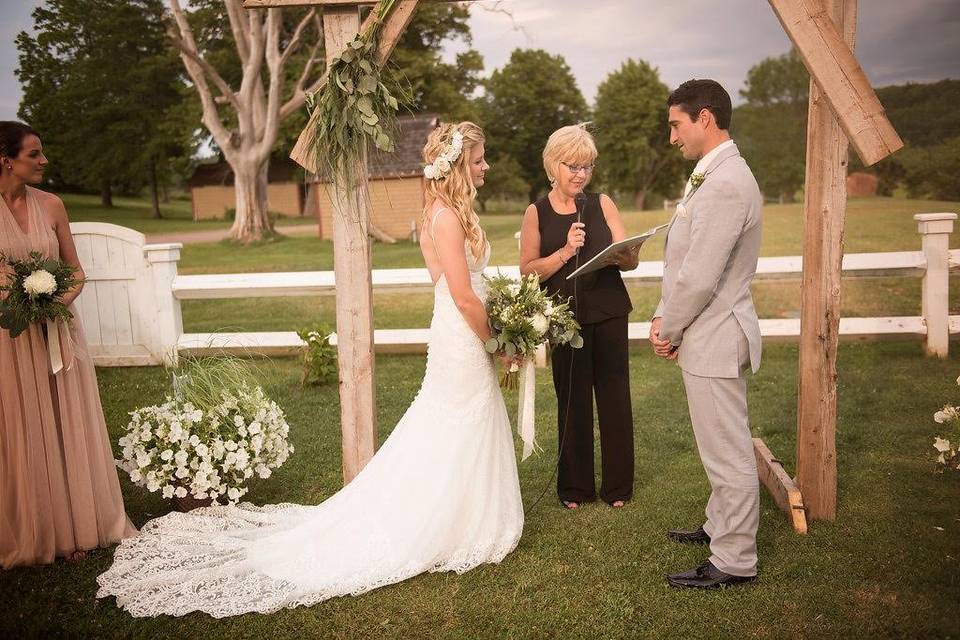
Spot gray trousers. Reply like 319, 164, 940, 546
680, 359, 759, 576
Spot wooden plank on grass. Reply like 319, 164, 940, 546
754, 438, 808, 535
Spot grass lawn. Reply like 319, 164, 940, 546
1, 342, 958, 638
62, 192, 311, 235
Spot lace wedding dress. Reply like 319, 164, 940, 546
97, 237, 524, 618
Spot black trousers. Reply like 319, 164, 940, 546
551, 314, 634, 504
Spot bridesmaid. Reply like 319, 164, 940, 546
0, 121, 136, 568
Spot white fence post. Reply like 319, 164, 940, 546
145, 243, 183, 366
915, 212, 957, 358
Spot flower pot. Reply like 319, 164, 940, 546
171, 487, 214, 512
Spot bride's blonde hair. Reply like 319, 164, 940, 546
421, 121, 486, 260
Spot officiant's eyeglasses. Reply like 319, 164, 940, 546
561, 162, 594, 175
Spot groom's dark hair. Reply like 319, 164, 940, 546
667, 80, 732, 130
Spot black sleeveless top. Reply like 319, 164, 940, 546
536, 192, 632, 325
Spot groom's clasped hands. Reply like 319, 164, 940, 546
649, 317, 678, 361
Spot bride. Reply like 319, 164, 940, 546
97, 122, 524, 618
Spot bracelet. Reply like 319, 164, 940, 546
557, 249, 569, 264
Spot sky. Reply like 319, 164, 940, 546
2, 0, 958, 122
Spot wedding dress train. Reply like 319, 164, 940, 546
97, 240, 523, 617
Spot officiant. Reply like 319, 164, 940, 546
519, 124, 640, 509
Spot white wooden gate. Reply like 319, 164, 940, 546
70, 222, 182, 366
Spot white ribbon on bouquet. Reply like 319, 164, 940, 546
516, 356, 541, 461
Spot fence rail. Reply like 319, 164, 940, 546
74, 212, 958, 366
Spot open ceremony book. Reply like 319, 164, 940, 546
566, 223, 670, 280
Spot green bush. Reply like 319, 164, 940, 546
296, 324, 338, 387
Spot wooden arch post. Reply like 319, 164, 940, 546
244, 0, 422, 483
765, 0, 902, 526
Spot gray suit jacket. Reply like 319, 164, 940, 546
655, 142, 762, 378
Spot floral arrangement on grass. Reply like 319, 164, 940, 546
0, 250, 81, 338
116, 357, 294, 507
297, 323, 338, 386
484, 272, 582, 388
932, 375, 960, 472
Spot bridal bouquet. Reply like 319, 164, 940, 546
932, 375, 960, 472
484, 272, 583, 387
484, 273, 582, 460
116, 358, 294, 508
0, 251, 81, 338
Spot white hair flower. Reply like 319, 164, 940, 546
934, 436, 952, 453
424, 130, 464, 181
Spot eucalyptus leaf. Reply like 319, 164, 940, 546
484, 338, 499, 354
357, 96, 374, 116
340, 47, 356, 63
361, 113, 379, 126
358, 75, 378, 95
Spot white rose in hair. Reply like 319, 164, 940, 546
423, 164, 436, 180
23, 269, 57, 297
435, 157, 451, 174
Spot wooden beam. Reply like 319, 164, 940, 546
754, 439, 808, 535
322, 6, 378, 485
288, 0, 421, 172
768, 0, 902, 166
794, 0, 856, 522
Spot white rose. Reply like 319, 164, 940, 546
189, 434, 201, 447
531, 313, 549, 336
227, 487, 241, 502
544, 301, 554, 316
146, 479, 160, 492
248, 421, 262, 435
174, 450, 188, 466
175, 466, 190, 479
23, 269, 57, 297
934, 436, 952, 453
174, 486, 188, 498
256, 465, 272, 479
129, 469, 142, 483
423, 164, 436, 180
162, 485, 175, 499
435, 157, 451, 175
195, 443, 210, 459
160, 449, 174, 461
136, 451, 152, 468
935, 411, 947, 424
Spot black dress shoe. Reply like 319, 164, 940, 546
666, 560, 757, 589
665, 526, 711, 545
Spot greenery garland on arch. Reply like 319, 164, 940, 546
306, 0, 407, 187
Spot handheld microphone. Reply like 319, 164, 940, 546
573, 192, 587, 256
574, 192, 586, 226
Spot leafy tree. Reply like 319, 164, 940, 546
16, 0, 183, 213
476, 154, 529, 212
900, 136, 960, 201
483, 49, 589, 203
732, 49, 809, 202
593, 59, 683, 210
850, 79, 960, 196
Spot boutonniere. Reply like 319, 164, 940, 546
690, 172, 706, 188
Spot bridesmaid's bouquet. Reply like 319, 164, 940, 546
116, 358, 294, 508
0, 250, 81, 338
483, 272, 583, 389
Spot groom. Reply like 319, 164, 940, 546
650, 79, 763, 589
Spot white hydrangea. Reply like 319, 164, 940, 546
23, 269, 57, 297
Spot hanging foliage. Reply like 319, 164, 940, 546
306, 0, 406, 186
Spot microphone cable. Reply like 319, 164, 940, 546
524, 192, 587, 516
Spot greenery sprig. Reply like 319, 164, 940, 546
307, 0, 406, 186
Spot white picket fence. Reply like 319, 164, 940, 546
72, 213, 958, 366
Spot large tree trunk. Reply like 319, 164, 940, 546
633, 189, 647, 211
229, 160, 274, 243
528, 184, 539, 205
100, 181, 113, 208
150, 156, 162, 219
